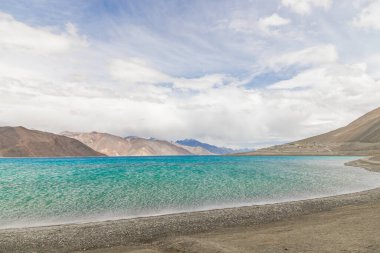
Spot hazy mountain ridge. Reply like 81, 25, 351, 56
173, 143, 215, 155
0, 127, 248, 157
62, 132, 192, 156
4, 106, 380, 157
0, 127, 104, 157
176, 139, 252, 155
239, 107, 380, 156
62, 132, 241, 156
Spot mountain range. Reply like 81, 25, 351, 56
62, 132, 244, 156
61, 131, 193, 156
2, 107, 380, 157
239, 107, 380, 156
0, 127, 103, 157
176, 139, 250, 155
0, 127, 245, 157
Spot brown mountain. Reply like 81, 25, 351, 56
61, 131, 193, 156
0, 126, 104, 157
240, 107, 380, 156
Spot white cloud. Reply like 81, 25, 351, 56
266, 44, 338, 70
258, 13, 291, 30
174, 74, 231, 90
109, 58, 170, 85
109, 58, 230, 91
0, 12, 87, 53
365, 53, 380, 79
0, 11, 91, 87
268, 63, 371, 90
218, 13, 290, 36
281, 0, 332, 15
257, 63, 380, 142
1, 5, 380, 149
219, 18, 255, 33
352, 0, 380, 29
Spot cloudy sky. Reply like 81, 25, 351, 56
1, 0, 380, 148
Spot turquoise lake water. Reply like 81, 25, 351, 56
1, 156, 380, 229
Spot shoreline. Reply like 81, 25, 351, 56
1, 183, 375, 230
345, 156, 380, 172
1, 157, 380, 252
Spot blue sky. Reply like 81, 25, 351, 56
1, 0, 380, 148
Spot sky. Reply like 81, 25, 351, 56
1, 0, 380, 148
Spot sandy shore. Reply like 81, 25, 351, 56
345, 156, 380, 172
1, 157, 380, 253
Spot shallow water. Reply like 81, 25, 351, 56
0, 156, 379, 229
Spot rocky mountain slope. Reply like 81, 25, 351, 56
0, 126, 104, 157
62, 132, 193, 156
239, 107, 380, 156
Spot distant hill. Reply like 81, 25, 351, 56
62, 132, 192, 156
176, 139, 251, 155
0, 126, 104, 157
239, 107, 380, 156
174, 143, 215, 155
